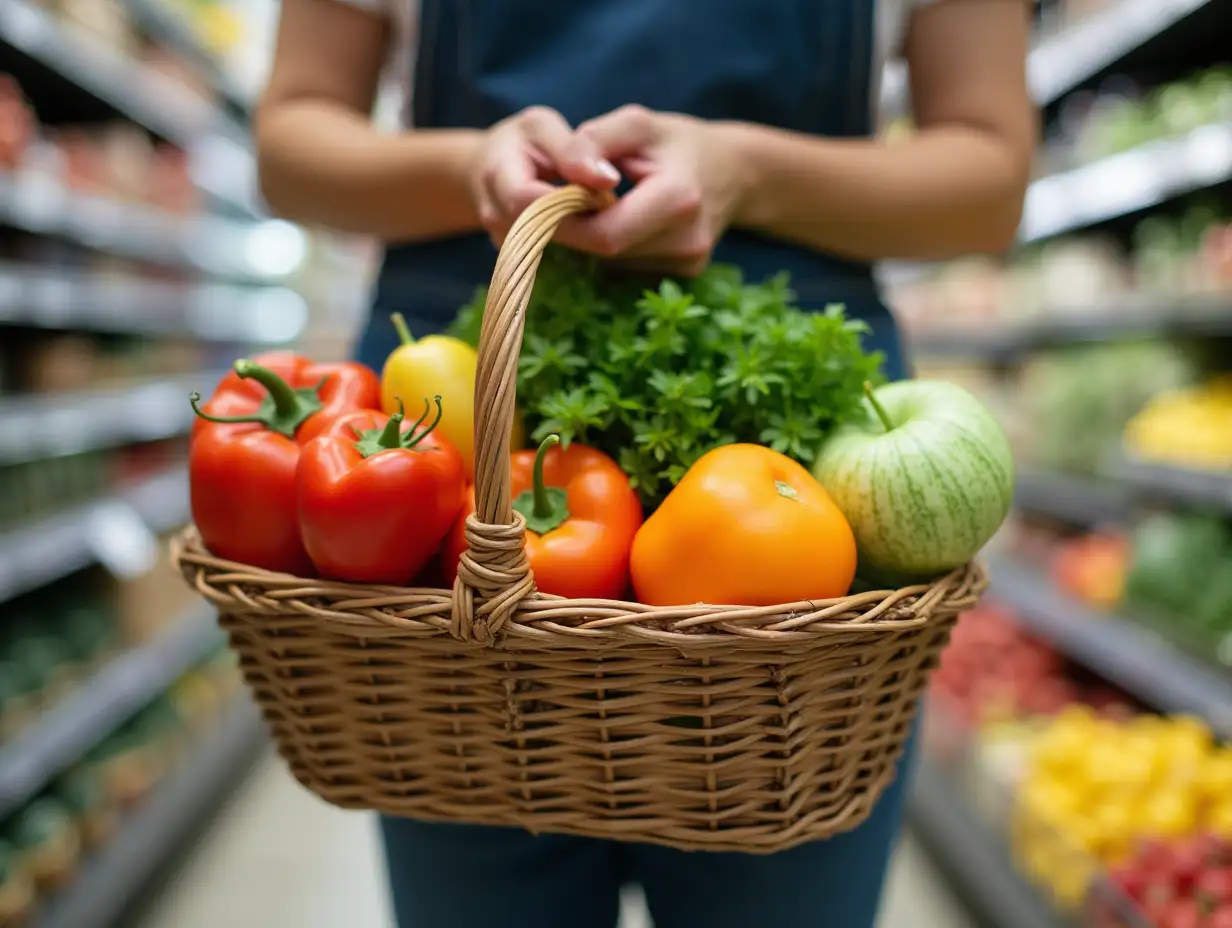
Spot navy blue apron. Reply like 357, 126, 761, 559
358, 2, 916, 926
353, 0, 907, 383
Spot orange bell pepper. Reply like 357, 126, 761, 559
630, 444, 857, 607
442, 436, 642, 600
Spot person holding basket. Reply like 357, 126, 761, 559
252, 0, 1035, 924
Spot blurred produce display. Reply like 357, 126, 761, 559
0, 594, 118, 742
1017, 342, 1197, 475
1124, 377, 1232, 471
1048, 66, 1232, 172
0, 655, 243, 926
933, 604, 1137, 729
1096, 835, 1232, 928
1016, 708, 1232, 909
895, 205, 1232, 338
1122, 513, 1232, 667
1051, 531, 1129, 609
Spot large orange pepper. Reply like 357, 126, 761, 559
630, 444, 857, 607
442, 436, 642, 600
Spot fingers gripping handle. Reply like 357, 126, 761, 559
450, 185, 612, 644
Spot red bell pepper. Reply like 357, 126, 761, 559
188, 354, 380, 574
190, 351, 380, 445
443, 436, 642, 600
297, 398, 466, 584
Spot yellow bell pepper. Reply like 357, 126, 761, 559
380, 314, 524, 480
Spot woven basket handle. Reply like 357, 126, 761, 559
450, 184, 612, 644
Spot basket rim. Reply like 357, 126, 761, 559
173, 525, 986, 648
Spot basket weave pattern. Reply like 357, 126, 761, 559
173, 186, 987, 853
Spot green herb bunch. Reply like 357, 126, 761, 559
451, 248, 884, 509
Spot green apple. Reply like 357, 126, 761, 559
813, 380, 1014, 583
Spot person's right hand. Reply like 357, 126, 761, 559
470, 106, 621, 246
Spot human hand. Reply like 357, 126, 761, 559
469, 106, 621, 246
553, 106, 751, 277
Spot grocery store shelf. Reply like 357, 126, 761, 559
121, 0, 254, 118
909, 759, 1062, 928
0, 263, 307, 342
988, 555, 1232, 740
882, 0, 1213, 114
0, 465, 190, 603
0, 172, 302, 282
1014, 469, 1131, 526
1020, 121, 1232, 244
908, 294, 1232, 360
0, 602, 224, 818
1028, 0, 1213, 104
1110, 455, 1232, 513
0, 0, 243, 144
0, 372, 223, 466
33, 696, 266, 928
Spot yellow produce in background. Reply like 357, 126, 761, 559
1124, 376, 1232, 469
1012, 707, 1232, 910
380, 314, 524, 480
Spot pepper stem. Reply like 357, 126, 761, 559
391, 313, 414, 347
512, 435, 570, 535
374, 398, 407, 451
352, 396, 445, 458
863, 382, 895, 433
188, 360, 324, 439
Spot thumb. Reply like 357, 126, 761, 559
518, 106, 621, 191
556, 105, 662, 190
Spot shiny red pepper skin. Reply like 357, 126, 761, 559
188, 354, 380, 575
297, 403, 466, 585
191, 351, 379, 445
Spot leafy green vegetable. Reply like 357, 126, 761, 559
451, 248, 883, 508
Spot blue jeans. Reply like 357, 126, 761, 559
379, 722, 917, 927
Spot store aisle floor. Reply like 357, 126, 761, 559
142, 752, 975, 928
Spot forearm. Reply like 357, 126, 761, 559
727, 122, 1030, 262
255, 99, 484, 242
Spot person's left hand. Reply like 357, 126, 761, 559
552, 106, 752, 277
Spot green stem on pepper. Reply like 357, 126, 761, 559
512, 435, 570, 535
189, 360, 325, 438
353, 396, 444, 458
391, 312, 415, 347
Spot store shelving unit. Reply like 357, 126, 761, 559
33, 696, 266, 928
0, 172, 299, 283
0, 262, 305, 341
0, 8, 281, 922
908, 760, 1062, 928
0, 0, 229, 140
1020, 121, 1232, 245
1013, 469, 1131, 526
0, 465, 190, 602
120, 0, 254, 119
988, 555, 1232, 738
0, 602, 223, 816
882, 0, 1218, 118
1110, 455, 1232, 513
910, 293, 1232, 361
0, 374, 221, 465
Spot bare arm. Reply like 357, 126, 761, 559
254, 0, 483, 242
730, 0, 1037, 260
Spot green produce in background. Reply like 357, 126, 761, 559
1122, 511, 1232, 665
1019, 341, 1197, 475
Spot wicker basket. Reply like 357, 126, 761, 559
173, 185, 987, 853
